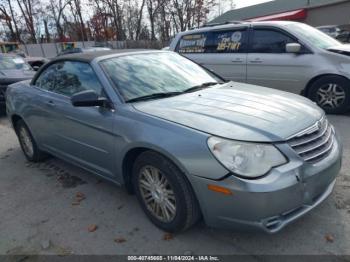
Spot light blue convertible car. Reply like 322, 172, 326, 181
6, 50, 342, 233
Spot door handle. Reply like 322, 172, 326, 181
249, 58, 263, 63
232, 59, 243, 63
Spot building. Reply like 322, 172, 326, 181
210, 0, 350, 28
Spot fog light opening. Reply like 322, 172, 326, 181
265, 217, 282, 230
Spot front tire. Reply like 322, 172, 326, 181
15, 120, 48, 162
308, 76, 350, 114
132, 151, 201, 232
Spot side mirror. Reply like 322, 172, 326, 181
32, 65, 40, 71
286, 43, 302, 53
71, 90, 108, 107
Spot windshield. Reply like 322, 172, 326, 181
101, 52, 219, 101
286, 23, 341, 49
0, 55, 32, 70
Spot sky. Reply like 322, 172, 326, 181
0, 0, 274, 40
209, 0, 274, 20
235, 0, 273, 9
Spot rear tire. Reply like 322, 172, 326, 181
132, 151, 201, 232
15, 120, 48, 162
308, 76, 350, 114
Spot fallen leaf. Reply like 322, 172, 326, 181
114, 237, 126, 243
73, 192, 86, 204
163, 233, 173, 241
76, 196, 86, 202
325, 234, 334, 243
88, 224, 98, 232
76, 192, 85, 198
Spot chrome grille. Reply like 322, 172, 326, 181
287, 117, 335, 163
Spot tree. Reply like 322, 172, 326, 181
124, 0, 146, 40
48, 0, 72, 41
16, 0, 38, 43
0, 0, 21, 42
0, 4, 16, 41
101, 0, 126, 40
0, 0, 216, 44
71, 0, 87, 41
146, 0, 167, 40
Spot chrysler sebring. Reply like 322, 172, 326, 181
6, 50, 342, 233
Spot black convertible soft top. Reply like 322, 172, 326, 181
31, 49, 159, 85
50, 49, 153, 63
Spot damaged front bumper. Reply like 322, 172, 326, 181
188, 131, 342, 233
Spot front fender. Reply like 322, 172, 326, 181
114, 110, 229, 183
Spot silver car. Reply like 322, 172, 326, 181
317, 25, 342, 38
0, 54, 35, 109
170, 21, 350, 114
6, 50, 342, 233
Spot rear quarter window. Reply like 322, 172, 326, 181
176, 29, 248, 54
176, 33, 208, 54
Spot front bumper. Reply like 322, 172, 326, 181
189, 133, 342, 233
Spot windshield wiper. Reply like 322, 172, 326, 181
126, 82, 220, 103
126, 92, 182, 103
182, 82, 219, 93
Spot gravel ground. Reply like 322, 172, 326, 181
0, 112, 349, 256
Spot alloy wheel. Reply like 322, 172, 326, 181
317, 83, 346, 109
138, 165, 177, 222
19, 126, 34, 158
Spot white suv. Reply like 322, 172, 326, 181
169, 21, 350, 114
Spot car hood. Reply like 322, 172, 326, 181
133, 82, 324, 142
0, 69, 35, 83
327, 45, 350, 56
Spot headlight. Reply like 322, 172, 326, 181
207, 137, 287, 178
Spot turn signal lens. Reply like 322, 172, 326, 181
207, 184, 233, 195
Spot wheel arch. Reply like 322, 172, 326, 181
121, 146, 190, 194
10, 115, 39, 141
304, 74, 350, 97
11, 114, 23, 129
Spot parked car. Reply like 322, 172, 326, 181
0, 54, 35, 109
337, 31, 350, 43
14, 52, 49, 71
57, 47, 112, 56
169, 21, 350, 114
316, 25, 342, 38
0, 42, 48, 71
6, 50, 342, 233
